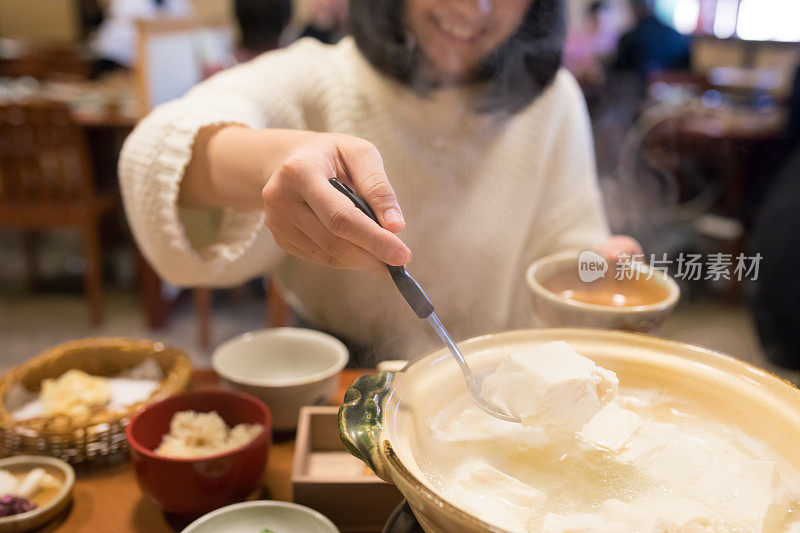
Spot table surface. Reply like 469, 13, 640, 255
39, 368, 368, 533
72, 109, 138, 128
0, 76, 140, 129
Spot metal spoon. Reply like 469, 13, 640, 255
329, 178, 520, 424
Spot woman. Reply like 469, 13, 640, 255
120, 0, 640, 364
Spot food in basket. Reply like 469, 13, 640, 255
1, 340, 191, 464
0, 467, 62, 517
9, 358, 165, 423
40, 370, 112, 418
416, 341, 800, 531
155, 410, 264, 459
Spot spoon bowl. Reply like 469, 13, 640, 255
426, 313, 521, 423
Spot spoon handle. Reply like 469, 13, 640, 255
329, 178, 434, 319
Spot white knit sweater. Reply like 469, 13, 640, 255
119, 37, 610, 363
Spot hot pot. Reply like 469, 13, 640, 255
339, 328, 800, 533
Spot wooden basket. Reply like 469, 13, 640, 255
0, 338, 192, 464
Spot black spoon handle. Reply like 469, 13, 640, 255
329, 178, 434, 319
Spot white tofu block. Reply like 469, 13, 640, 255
616, 422, 680, 467
678, 421, 757, 461
598, 499, 661, 530
775, 463, 800, 508
688, 451, 776, 531
578, 402, 643, 452
447, 460, 544, 533
0, 470, 17, 496
427, 397, 527, 443
545, 497, 727, 533
642, 435, 717, 487
15, 468, 46, 499
481, 341, 618, 433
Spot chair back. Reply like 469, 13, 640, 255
134, 17, 235, 116
0, 101, 93, 203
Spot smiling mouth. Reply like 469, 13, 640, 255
432, 13, 485, 43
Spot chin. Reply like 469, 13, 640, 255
426, 54, 477, 83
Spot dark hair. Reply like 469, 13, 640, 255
234, 0, 293, 52
349, 0, 566, 114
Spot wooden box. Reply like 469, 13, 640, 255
292, 406, 404, 533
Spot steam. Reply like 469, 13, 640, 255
597, 85, 707, 255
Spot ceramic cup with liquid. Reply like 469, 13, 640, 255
526, 251, 680, 333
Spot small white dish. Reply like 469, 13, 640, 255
181, 500, 340, 533
212, 328, 349, 430
0, 456, 75, 533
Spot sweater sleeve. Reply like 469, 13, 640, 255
119, 43, 315, 288
532, 70, 611, 258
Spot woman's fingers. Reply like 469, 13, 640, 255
262, 133, 412, 270
595, 235, 644, 262
303, 172, 412, 266
264, 215, 337, 265
265, 194, 385, 270
337, 139, 406, 233
265, 214, 366, 269
292, 202, 384, 271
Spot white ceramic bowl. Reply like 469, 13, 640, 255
212, 328, 349, 431
526, 251, 680, 332
181, 500, 339, 533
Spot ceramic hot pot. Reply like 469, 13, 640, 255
339, 328, 800, 533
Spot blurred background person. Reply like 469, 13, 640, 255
90, 0, 193, 76
785, 61, 800, 157
564, 1, 618, 90
76, 0, 106, 40
613, 0, 691, 78
233, 0, 293, 62
750, 59, 800, 369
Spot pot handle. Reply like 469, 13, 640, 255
338, 371, 394, 481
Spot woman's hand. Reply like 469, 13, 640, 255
261, 132, 411, 271
594, 235, 643, 262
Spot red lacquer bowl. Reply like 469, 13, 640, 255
126, 389, 271, 516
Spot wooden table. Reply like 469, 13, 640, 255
39, 368, 369, 533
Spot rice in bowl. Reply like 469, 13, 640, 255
155, 410, 263, 459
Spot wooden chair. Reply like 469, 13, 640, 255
0, 101, 115, 325
133, 18, 292, 347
